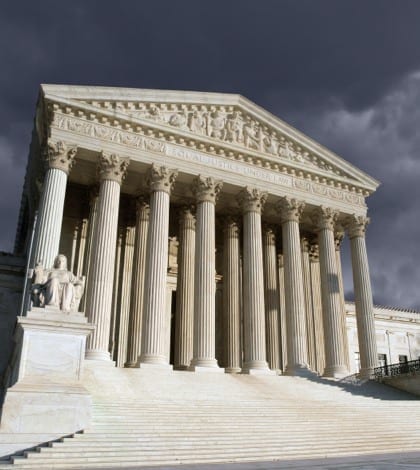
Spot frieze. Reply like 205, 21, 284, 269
81, 100, 351, 179
53, 113, 166, 153
51, 113, 366, 207
166, 144, 293, 188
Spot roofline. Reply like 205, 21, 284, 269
40, 84, 380, 191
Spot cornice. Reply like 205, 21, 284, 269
48, 110, 369, 210
44, 98, 374, 203
40, 86, 379, 193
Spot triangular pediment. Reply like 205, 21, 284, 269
40, 85, 379, 193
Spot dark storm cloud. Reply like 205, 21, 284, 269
1, 1, 420, 308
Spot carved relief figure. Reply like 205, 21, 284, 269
147, 105, 163, 122
278, 139, 295, 159
243, 117, 262, 150
188, 110, 207, 135
169, 111, 188, 129
263, 132, 280, 155
225, 111, 243, 143
210, 110, 226, 139
31, 254, 85, 313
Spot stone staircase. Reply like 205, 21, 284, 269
0, 361, 419, 468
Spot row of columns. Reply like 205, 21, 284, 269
31, 141, 378, 377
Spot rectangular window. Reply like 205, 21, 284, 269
399, 355, 408, 363
354, 352, 360, 372
378, 354, 387, 367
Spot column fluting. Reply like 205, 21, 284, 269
31, 140, 77, 270
174, 206, 196, 370
277, 197, 309, 375
347, 215, 378, 378
315, 207, 348, 378
223, 216, 242, 373
238, 187, 270, 373
335, 232, 351, 371
139, 165, 178, 366
190, 176, 223, 370
262, 225, 281, 372
116, 225, 135, 367
126, 198, 150, 367
277, 254, 286, 372
309, 243, 325, 375
85, 152, 129, 361
301, 238, 316, 370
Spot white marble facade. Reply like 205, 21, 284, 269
14, 85, 393, 379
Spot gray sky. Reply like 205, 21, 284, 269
1, 1, 420, 309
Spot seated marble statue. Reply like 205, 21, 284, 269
31, 254, 85, 313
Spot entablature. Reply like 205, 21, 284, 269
35, 85, 384, 219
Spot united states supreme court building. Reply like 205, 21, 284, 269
0, 85, 418, 467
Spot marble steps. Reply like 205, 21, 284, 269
6, 444, 420, 469
1, 370, 418, 468
57, 431, 420, 445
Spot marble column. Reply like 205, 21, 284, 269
110, 227, 124, 358
309, 243, 325, 375
277, 254, 287, 372
277, 197, 309, 375
347, 215, 378, 378
190, 176, 223, 371
31, 141, 77, 270
126, 198, 150, 367
335, 231, 351, 371
238, 187, 271, 374
174, 206, 196, 370
301, 238, 316, 370
223, 216, 241, 373
315, 206, 348, 378
80, 186, 99, 313
262, 225, 281, 373
116, 225, 135, 367
75, 219, 88, 277
85, 152, 129, 361
139, 165, 178, 367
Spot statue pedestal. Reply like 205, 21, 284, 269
0, 308, 95, 435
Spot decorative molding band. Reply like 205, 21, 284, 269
51, 112, 366, 207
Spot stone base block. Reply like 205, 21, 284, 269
137, 362, 173, 371
0, 382, 91, 434
189, 365, 225, 373
0, 307, 94, 442
85, 350, 113, 361
225, 367, 242, 374
285, 364, 316, 378
173, 365, 190, 371
242, 368, 276, 376
323, 365, 349, 379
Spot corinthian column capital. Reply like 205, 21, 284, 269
301, 237, 310, 253
313, 206, 339, 231
309, 243, 319, 262
276, 197, 305, 223
346, 214, 370, 239
98, 152, 130, 184
45, 140, 78, 174
179, 205, 196, 230
192, 175, 223, 204
335, 230, 345, 251
223, 216, 240, 238
237, 187, 267, 214
135, 196, 150, 221
147, 164, 178, 193
262, 224, 276, 245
